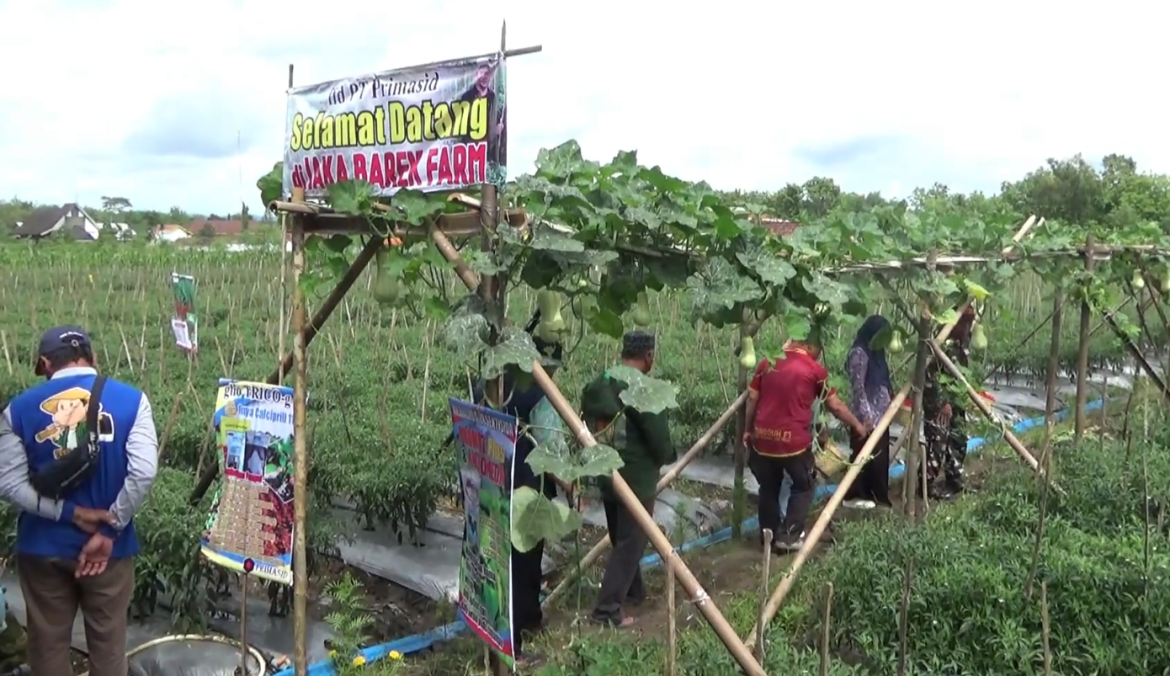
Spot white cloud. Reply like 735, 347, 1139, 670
0, 0, 1165, 215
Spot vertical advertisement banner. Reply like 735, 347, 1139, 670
284, 55, 507, 197
171, 273, 198, 352
450, 398, 517, 665
201, 379, 296, 585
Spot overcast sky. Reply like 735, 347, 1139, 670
0, 0, 1162, 216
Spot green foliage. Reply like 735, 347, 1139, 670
323, 572, 378, 675
771, 437, 1170, 675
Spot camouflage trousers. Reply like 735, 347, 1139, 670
921, 408, 967, 488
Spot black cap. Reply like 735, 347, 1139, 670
622, 330, 655, 357
34, 326, 91, 376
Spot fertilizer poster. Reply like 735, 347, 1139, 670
451, 398, 517, 665
171, 273, 198, 352
283, 54, 508, 197
201, 379, 296, 585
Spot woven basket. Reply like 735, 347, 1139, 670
815, 439, 850, 480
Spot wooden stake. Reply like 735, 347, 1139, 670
756, 529, 773, 659
1040, 581, 1052, 675
543, 392, 746, 608
733, 320, 763, 539
819, 583, 833, 676
904, 253, 934, 522
155, 395, 185, 464
1043, 292, 1064, 430
290, 187, 310, 676
666, 556, 677, 676
1074, 235, 1095, 439
0, 330, 11, 377
896, 558, 914, 676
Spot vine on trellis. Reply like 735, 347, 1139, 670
256, 139, 1170, 550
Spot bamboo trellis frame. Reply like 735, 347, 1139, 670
269, 198, 1170, 673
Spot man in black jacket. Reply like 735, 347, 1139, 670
470, 311, 566, 662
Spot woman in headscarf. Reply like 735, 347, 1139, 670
842, 315, 895, 509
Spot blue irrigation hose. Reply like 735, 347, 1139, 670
271, 397, 1104, 676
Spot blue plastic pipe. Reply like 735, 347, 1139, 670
271, 397, 1104, 676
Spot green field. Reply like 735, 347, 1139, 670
0, 235, 1166, 675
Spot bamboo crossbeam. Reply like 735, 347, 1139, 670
743, 216, 1037, 651
542, 391, 748, 608
1100, 309, 1170, 402
266, 200, 528, 238
530, 365, 766, 676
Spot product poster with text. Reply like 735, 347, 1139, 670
285, 55, 507, 197
451, 398, 516, 665
201, 379, 295, 585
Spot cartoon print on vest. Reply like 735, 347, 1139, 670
32, 387, 115, 458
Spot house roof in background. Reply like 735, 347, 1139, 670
758, 217, 801, 236
11, 204, 71, 236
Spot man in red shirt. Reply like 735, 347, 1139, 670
743, 339, 868, 552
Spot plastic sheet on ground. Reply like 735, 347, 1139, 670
207, 589, 334, 664
332, 509, 553, 603
126, 635, 265, 676
554, 488, 723, 540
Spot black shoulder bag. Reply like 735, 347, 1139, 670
31, 375, 107, 500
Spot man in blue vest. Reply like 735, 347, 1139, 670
0, 326, 158, 676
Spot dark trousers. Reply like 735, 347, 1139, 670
510, 540, 544, 657
19, 554, 134, 676
845, 429, 892, 506
922, 406, 968, 488
751, 449, 817, 542
591, 497, 652, 622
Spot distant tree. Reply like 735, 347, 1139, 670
200, 223, 216, 240
101, 196, 132, 214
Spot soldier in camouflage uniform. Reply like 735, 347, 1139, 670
919, 305, 976, 499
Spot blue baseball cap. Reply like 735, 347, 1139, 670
34, 326, 92, 375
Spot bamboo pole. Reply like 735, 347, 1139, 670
542, 392, 746, 607
733, 319, 764, 538
744, 217, 1038, 649
290, 188, 310, 676
756, 529, 773, 658
926, 341, 1062, 493
1074, 235, 1095, 439
530, 365, 766, 676
1100, 308, 1170, 402
904, 291, 931, 522
1043, 292, 1064, 428
666, 557, 677, 676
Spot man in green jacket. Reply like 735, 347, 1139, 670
581, 331, 674, 628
